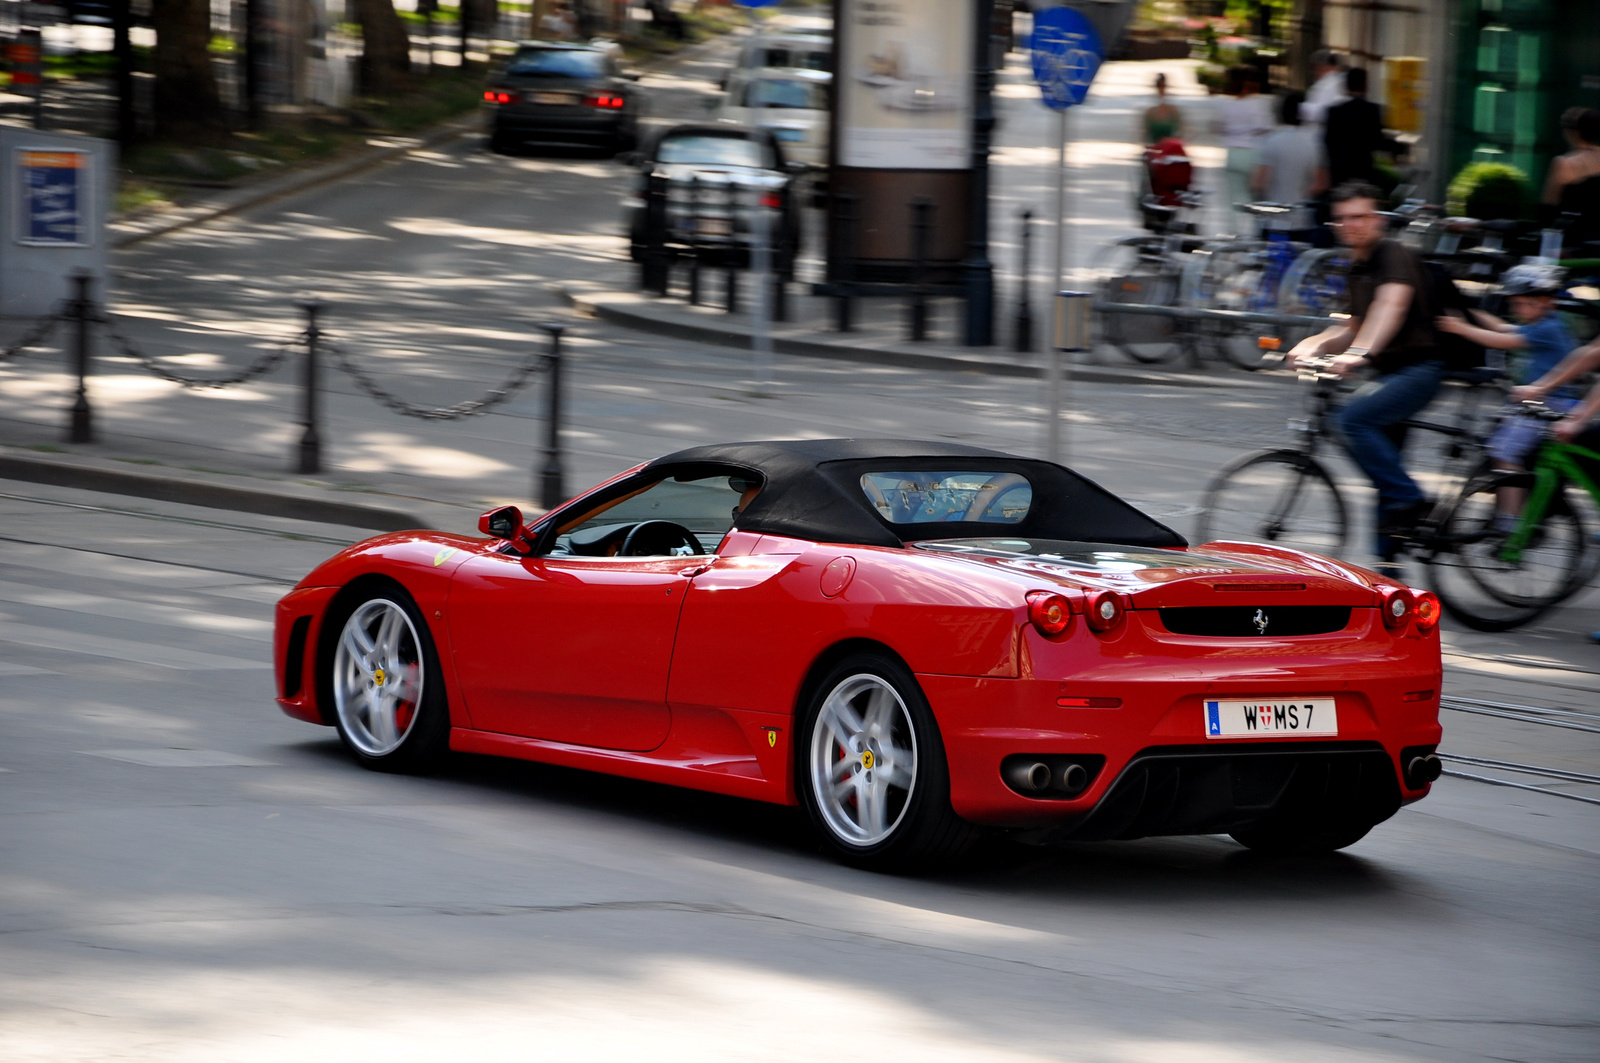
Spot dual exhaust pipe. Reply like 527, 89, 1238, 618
1003, 756, 1095, 798
1405, 752, 1443, 789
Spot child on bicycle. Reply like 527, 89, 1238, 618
1436, 264, 1582, 482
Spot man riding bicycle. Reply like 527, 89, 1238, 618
1288, 181, 1446, 575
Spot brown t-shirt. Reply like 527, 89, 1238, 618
1346, 238, 1437, 374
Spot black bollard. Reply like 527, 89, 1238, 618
723, 180, 739, 314
641, 172, 670, 297
538, 324, 566, 510
907, 198, 933, 342
687, 176, 702, 306
771, 272, 788, 323
1013, 209, 1034, 353
67, 270, 93, 443
833, 190, 857, 332
296, 297, 323, 474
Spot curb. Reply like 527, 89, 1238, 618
112, 113, 484, 249
559, 287, 1273, 389
0, 454, 422, 532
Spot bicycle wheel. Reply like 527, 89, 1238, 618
1196, 450, 1349, 559
1279, 248, 1348, 319
1422, 471, 1590, 631
1094, 240, 1185, 365
1207, 258, 1283, 371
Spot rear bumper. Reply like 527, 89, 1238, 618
920, 670, 1442, 832
490, 108, 628, 144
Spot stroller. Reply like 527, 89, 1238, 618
1139, 136, 1201, 234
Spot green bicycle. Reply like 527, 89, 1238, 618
1422, 406, 1600, 631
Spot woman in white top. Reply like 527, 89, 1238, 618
1215, 66, 1275, 225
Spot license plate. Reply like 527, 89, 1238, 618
1204, 699, 1337, 738
696, 217, 732, 236
531, 92, 576, 105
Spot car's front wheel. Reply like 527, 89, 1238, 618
326, 584, 450, 773
797, 653, 977, 870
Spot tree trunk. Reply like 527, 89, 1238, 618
354, 0, 412, 94
151, 0, 225, 136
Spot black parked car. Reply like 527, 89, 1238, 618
623, 124, 805, 274
484, 42, 640, 155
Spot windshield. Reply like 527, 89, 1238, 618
506, 48, 608, 78
860, 471, 1032, 525
656, 134, 769, 168
553, 473, 761, 556
761, 46, 829, 71
744, 79, 827, 110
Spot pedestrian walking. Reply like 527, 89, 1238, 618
1142, 72, 1183, 145
1215, 66, 1274, 221
1542, 107, 1600, 251
1251, 91, 1327, 235
1299, 49, 1347, 134
1323, 68, 1387, 189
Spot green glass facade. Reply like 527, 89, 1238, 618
1450, 0, 1600, 198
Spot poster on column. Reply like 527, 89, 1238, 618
836, 0, 973, 169
17, 149, 89, 246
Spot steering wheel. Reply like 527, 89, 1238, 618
618, 520, 705, 557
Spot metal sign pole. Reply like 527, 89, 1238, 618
751, 193, 773, 390
1048, 106, 1068, 463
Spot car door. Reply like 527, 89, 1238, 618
448, 549, 705, 751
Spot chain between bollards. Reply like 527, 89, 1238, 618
538, 323, 566, 511
68, 270, 94, 443
296, 297, 324, 474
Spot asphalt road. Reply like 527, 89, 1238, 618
1, 486, 1597, 1062
2, 28, 1599, 1062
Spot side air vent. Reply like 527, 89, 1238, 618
282, 615, 312, 698
1159, 605, 1352, 637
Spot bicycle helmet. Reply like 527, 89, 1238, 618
1498, 263, 1566, 296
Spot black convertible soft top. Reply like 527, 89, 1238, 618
639, 439, 1186, 549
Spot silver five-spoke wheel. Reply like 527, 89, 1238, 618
808, 673, 919, 847
333, 598, 425, 758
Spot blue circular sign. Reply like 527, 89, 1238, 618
734, 0, 782, 6
1031, 6, 1103, 110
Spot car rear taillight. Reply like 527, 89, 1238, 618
1412, 589, 1440, 632
1378, 585, 1413, 630
1085, 589, 1125, 633
1026, 591, 1073, 637
759, 191, 782, 209
485, 90, 516, 104
585, 93, 626, 109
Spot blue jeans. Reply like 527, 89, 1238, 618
1334, 361, 1446, 556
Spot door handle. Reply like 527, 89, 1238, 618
678, 560, 716, 578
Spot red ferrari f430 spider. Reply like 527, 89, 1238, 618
274, 440, 1443, 868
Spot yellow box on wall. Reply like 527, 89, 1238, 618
1387, 56, 1427, 133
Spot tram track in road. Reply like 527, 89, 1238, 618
1438, 695, 1600, 807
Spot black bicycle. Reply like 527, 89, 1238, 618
1194, 358, 1505, 561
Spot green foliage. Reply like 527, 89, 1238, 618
1446, 162, 1532, 220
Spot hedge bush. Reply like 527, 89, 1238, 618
1446, 162, 1532, 220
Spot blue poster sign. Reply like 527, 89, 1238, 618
18, 149, 86, 246
1031, 6, 1103, 111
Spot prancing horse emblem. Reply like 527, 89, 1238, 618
1253, 608, 1269, 635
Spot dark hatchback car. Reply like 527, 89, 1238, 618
484, 42, 640, 155
624, 124, 804, 274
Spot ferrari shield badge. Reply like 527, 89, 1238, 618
433, 547, 458, 567
762, 726, 779, 747
373, 667, 386, 687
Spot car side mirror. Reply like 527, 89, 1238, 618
478, 505, 536, 555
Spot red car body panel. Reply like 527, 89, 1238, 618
273, 444, 1443, 837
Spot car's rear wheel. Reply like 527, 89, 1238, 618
797, 653, 978, 871
326, 585, 449, 773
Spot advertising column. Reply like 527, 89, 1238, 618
829, 0, 974, 283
